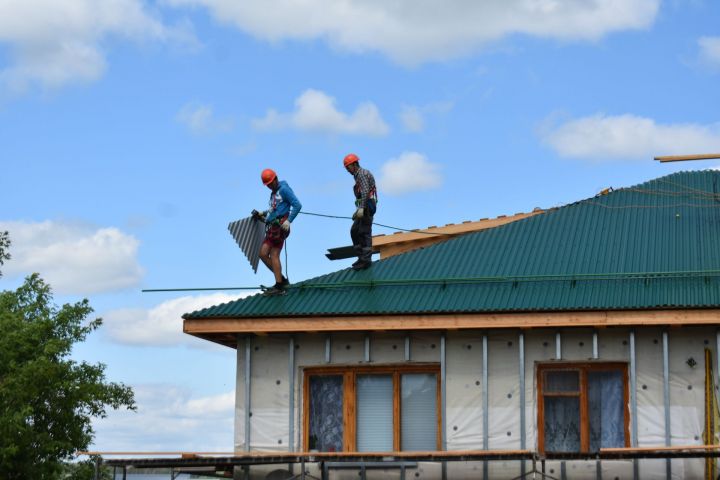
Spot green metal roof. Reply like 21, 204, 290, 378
185, 170, 720, 319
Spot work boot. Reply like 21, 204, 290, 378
352, 259, 371, 271
263, 284, 286, 296
281, 276, 290, 287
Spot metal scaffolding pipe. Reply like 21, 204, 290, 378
325, 335, 331, 363
592, 330, 599, 359
630, 330, 638, 480
519, 332, 526, 479
556, 331, 562, 360
288, 336, 295, 453
663, 330, 671, 480
483, 333, 489, 480
245, 336, 252, 452
440, 334, 447, 480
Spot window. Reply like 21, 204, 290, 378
303, 365, 440, 452
537, 363, 629, 453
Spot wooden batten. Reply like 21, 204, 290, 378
654, 154, 720, 163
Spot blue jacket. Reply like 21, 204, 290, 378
266, 180, 302, 224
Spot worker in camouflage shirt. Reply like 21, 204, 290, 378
343, 153, 377, 270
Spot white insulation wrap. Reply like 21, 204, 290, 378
231, 327, 718, 479
249, 335, 290, 451
445, 332, 483, 451
370, 332, 407, 364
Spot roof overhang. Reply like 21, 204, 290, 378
183, 308, 720, 348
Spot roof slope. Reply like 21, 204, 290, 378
186, 171, 720, 319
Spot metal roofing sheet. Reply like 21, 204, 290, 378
186, 171, 720, 319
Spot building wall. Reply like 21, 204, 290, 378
234, 326, 717, 479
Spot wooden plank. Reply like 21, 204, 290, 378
580, 368, 589, 452
84, 449, 535, 460
184, 309, 720, 338
602, 445, 720, 453
303, 370, 310, 451
344, 370, 356, 452
654, 154, 720, 163
85, 446, 720, 458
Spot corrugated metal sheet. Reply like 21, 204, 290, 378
228, 216, 265, 273
187, 171, 720, 319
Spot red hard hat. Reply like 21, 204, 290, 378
261, 168, 277, 186
343, 153, 359, 168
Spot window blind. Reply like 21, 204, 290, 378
401, 373, 437, 451
356, 375, 393, 452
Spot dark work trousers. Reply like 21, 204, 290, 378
351, 215, 373, 263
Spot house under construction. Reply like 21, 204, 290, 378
109, 170, 720, 479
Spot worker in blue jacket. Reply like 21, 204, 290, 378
255, 168, 302, 293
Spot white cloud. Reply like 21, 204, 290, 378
103, 293, 251, 348
540, 113, 720, 161
0, 0, 191, 92
93, 384, 234, 451
176, 102, 234, 133
378, 152, 443, 195
699, 36, 720, 67
0, 220, 143, 294
400, 106, 424, 133
165, 0, 659, 65
399, 101, 454, 133
253, 89, 389, 136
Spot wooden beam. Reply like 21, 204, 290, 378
654, 154, 720, 163
184, 309, 720, 339
602, 445, 720, 453
80, 449, 533, 459
372, 212, 543, 246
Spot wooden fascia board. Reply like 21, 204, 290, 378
184, 309, 720, 337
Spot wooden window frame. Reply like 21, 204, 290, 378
303, 364, 441, 452
537, 362, 630, 453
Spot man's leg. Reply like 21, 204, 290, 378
350, 219, 363, 260
269, 247, 283, 285
359, 216, 373, 264
259, 242, 273, 273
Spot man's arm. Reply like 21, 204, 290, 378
281, 184, 302, 222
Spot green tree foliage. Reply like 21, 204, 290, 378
0, 230, 9, 276
61, 456, 112, 480
0, 267, 136, 478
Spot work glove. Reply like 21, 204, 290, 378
251, 209, 267, 222
353, 207, 364, 220
281, 220, 291, 233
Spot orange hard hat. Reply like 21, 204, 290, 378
261, 168, 277, 186
343, 153, 359, 168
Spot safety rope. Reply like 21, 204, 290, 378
298, 211, 452, 235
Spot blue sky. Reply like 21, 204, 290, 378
1, 0, 720, 453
